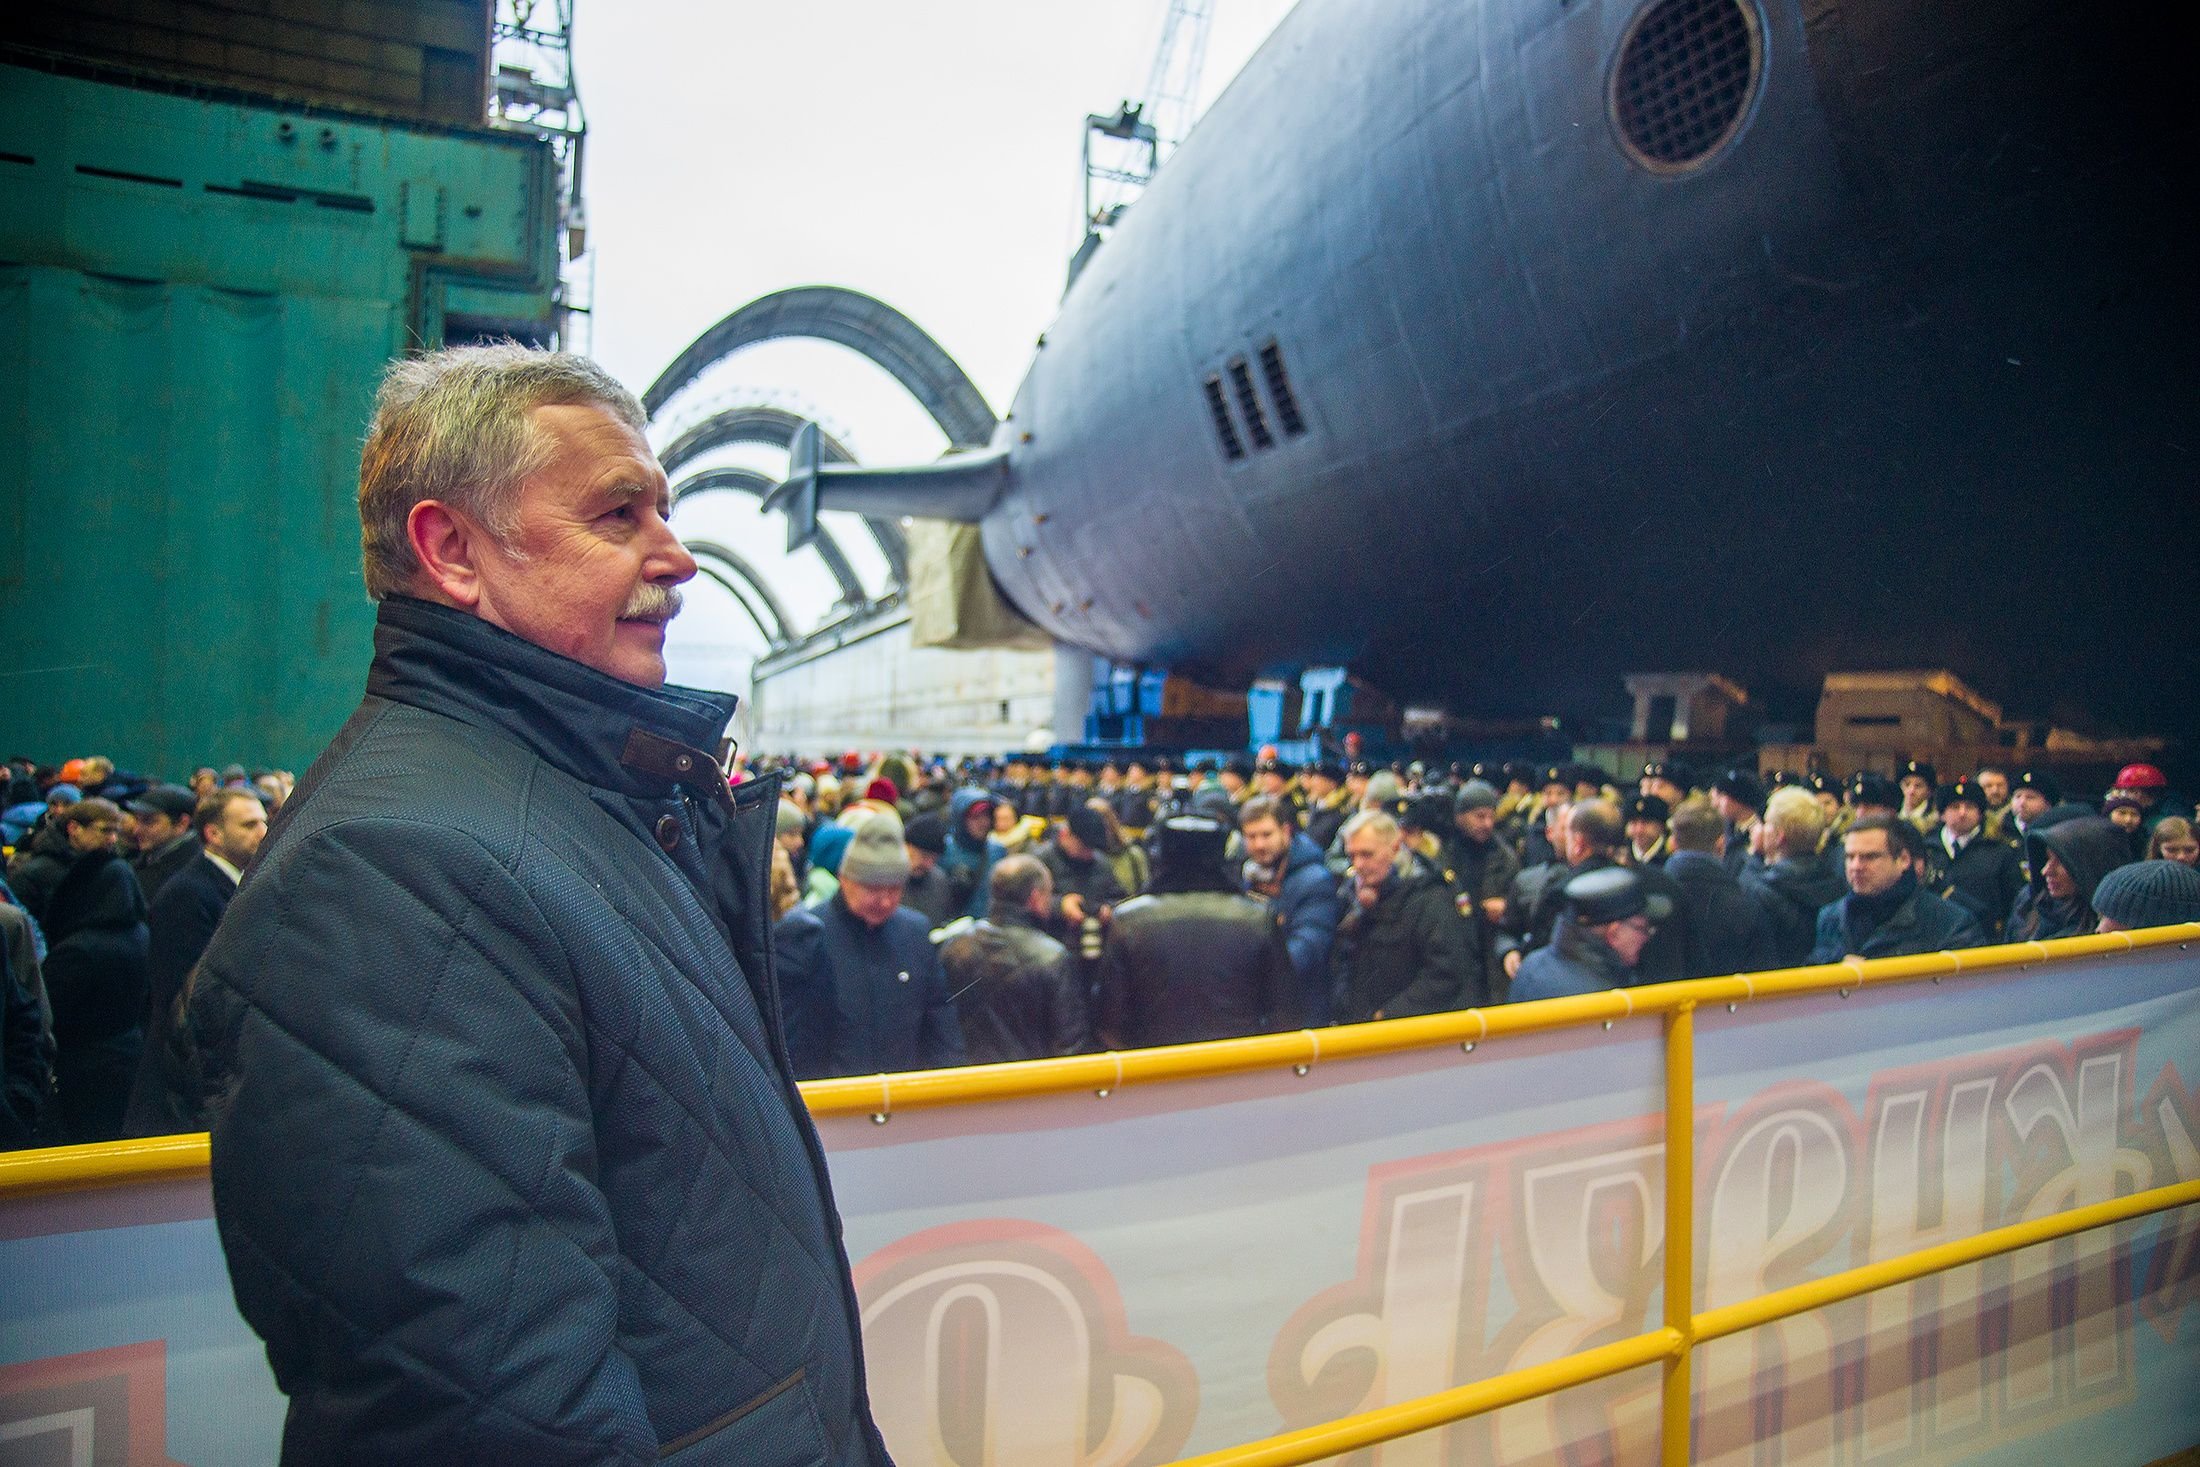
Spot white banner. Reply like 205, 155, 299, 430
3, 944, 2197, 1465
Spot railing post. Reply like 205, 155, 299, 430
1662, 1001, 1696, 1467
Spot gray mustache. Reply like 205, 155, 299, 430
622, 584, 684, 624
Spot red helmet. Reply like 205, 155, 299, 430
2113, 763, 2168, 791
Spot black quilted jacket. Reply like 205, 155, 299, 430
189, 597, 888, 1466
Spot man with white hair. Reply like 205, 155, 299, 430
1331, 809, 1481, 1021
184, 346, 892, 1465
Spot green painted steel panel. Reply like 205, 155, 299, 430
0, 64, 558, 774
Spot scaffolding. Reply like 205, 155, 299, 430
490, 0, 593, 354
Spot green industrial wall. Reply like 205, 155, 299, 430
0, 62, 559, 774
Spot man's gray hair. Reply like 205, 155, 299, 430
989, 853, 1052, 910
1340, 809, 1400, 845
357, 344, 647, 598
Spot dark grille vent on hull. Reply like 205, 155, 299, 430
1228, 359, 1275, 450
1202, 375, 1247, 460
1611, 0, 1762, 173
1258, 341, 1306, 436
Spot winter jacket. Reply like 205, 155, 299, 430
1503, 853, 1688, 987
2, 934, 50, 1145
131, 831, 204, 903
899, 862, 958, 929
1922, 829, 2026, 937
183, 597, 888, 1467
1511, 913, 1635, 1001
1260, 832, 1345, 1025
1445, 829, 1521, 909
1742, 851, 1850, 967
43, 848, 148, 1048
941, 787, 1005, 919
1809, 874, 1986, 963
938, 909, 1088, 1063
2012, 815, 2135, 940
1097, 888, 1299, 1048
122, 853, 237, 1137
802, 822, 853, 907
1036, 840, 1128, 940
775, 895, 966, 1080
1665, 850, 1780, 980
1334, 855, 1482, 1021
4, 820, 72, 922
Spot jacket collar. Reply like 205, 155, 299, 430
366, 597, 739, 802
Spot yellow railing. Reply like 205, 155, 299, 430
2, 922, 2196, 1467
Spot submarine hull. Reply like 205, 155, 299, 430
980, 0, 2197, 734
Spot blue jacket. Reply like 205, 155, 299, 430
940, 786, 1005, 919
774, 897, 965, 1079
1809, 877, 1985, 963
187, 598, 887, 1466
1267, 832, 1343, 1025
1511, 914, 1634, 1002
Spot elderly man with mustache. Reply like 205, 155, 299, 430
180, 346, 893, 1466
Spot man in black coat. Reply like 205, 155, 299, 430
1036, 805, 1129, 951
1499, 799, 1687, 989
775, 812, 966, 1079
2, 917, 52, 1147
1922, 779, 2025, 938
1097, 816, 1298, 1048
182, 347, 892, 1464
1664, 799, 1779, 979
938, 856, 1089, 1063
125, 784, 203, 903
898, 811, 959, 930
1743, 789, 1850, 967
1810, 817, 1985, 961
123, 787, 267, 1136
42, 798, 149, 1143
1333, 809, 1482, 1020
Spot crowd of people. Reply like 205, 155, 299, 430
4, 742, 2195, 1149
747, 749, 2200, 1079
0, 757, 285, 1146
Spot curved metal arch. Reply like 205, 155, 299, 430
643, 286, 999, 451
685, 539, 794, 647
672, 467, 866, 608
660, 406, 907, 587
660, 406, 858, 475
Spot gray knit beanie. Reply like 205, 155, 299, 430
838, 809, 912, 887
2091, 859, 2200, 930
1454, 778, 1500, 813
1365, 771, 1404, 807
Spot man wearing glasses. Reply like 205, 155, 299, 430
1510, 867, 1671, 1002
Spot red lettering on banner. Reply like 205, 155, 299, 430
1264, 1028, 2190, 1466
1267, 1115, 1666, 1465
852, 1219, 1198, 1467
2136, 1063, 2200, 1336
1696, 1082, 1859, 1467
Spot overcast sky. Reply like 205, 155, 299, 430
567, 1, 1295, 695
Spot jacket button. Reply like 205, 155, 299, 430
654, 814, 680, 851
674, 753, 693, 773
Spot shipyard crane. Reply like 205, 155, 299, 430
490, 0, 592, 351
1073, 0, 1215, 285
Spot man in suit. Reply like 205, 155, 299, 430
124, 786, 267, 1134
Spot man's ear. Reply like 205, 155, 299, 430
407, 500, 489, 607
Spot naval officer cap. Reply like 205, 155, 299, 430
1561, 866, 1673, 926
